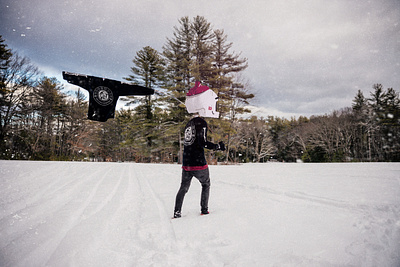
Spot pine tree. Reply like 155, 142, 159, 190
162, 17, 194, 163
0, 35, 13, 156
0, 35, 12, 91
351, 85, 400, 161
208, 29, 252, 161
210, 29, 250, 119
352, 90, 367, 114
190, 16, 215, 82
351, 90, 370, 160
31, 77, 67, 160
164, 16, 192, 89
380, 87, 400, 160
163, 16, 192, 121
125, 46, 164, 88
124, 46, 164, 161
162, 16, 254, 163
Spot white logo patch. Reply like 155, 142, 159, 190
93, 86, 114, 106
184, 124, 196, 146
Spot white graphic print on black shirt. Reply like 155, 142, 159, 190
184, 120, 196, 146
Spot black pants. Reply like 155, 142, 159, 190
174, 168, 210, 213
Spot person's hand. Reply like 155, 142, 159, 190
218, 141, 226, 151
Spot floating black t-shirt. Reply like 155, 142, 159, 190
182, 117, 218, 170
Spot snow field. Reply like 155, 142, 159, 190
0, 161, 399, 266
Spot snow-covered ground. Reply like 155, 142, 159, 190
0, 161, 399, 267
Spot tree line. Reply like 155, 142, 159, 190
1, 16, 399, 162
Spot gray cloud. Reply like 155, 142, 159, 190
1, 0, 399, 118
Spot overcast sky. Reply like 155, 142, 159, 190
1, 0, 399, 118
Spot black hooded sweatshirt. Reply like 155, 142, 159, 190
182, 117, 218, 171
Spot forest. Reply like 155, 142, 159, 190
1, 16, 399, 163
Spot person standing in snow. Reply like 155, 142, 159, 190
173, 81, 225, 218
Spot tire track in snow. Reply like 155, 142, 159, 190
104, 163, 178, 266
136, 165, 177, 241
0, 161, 77, 218
216, 180, 388, 214
78, 167, 125, 220
4, 163, 99, 212
0, 165, 108, 248
138, 164, 229, 266
91, 163, 147, 266
32, 163, 142, 267
60, 164, 135, 266
218, 178, 400, 266
43, 165, 129, 266
11, 166, 115, 267
128, 165, 181, 266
